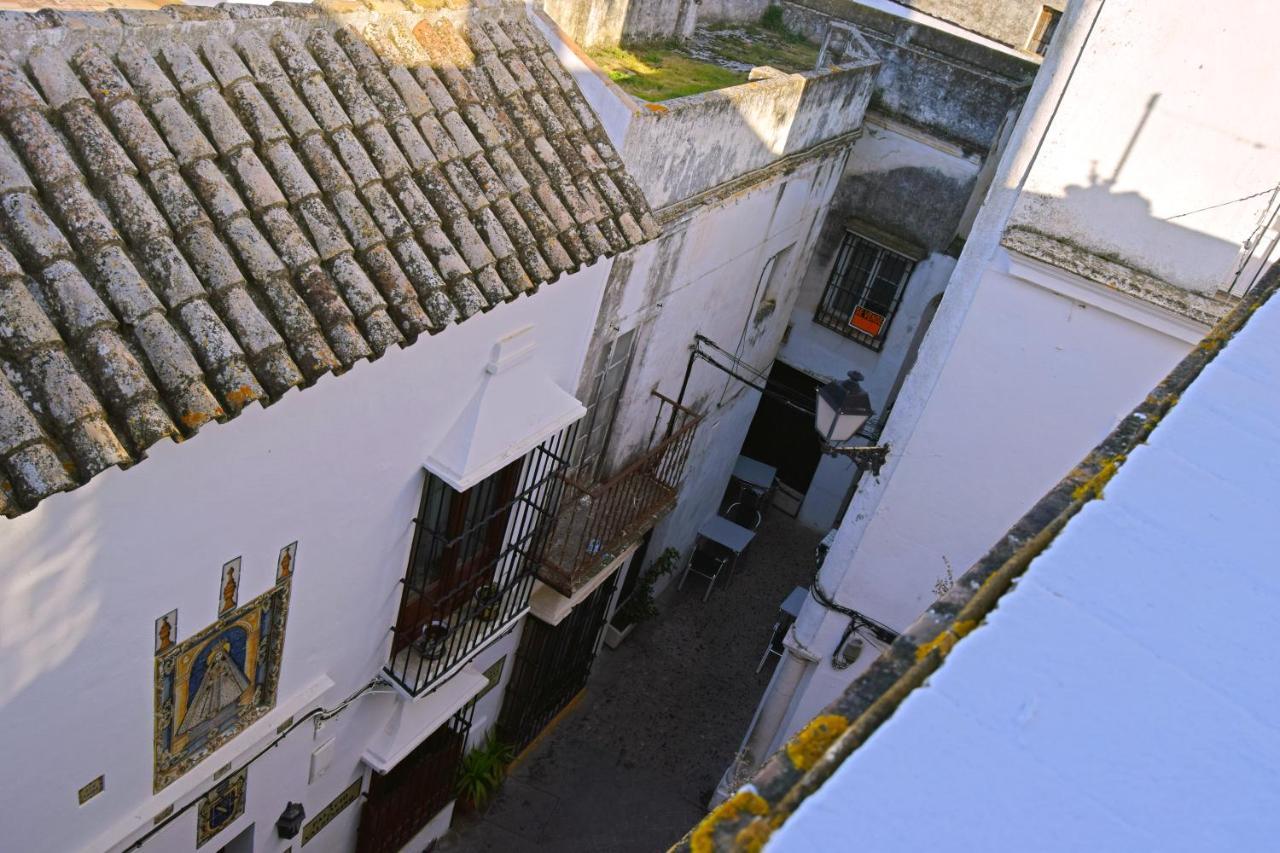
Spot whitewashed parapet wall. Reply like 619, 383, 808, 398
620, 57, 878, 211
539, 0, 701, 48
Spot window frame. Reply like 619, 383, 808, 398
813, 231, 916, 352
393, 459, 525, 655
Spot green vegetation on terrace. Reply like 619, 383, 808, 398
587, 13, 822, 103
589, 42, 746, 102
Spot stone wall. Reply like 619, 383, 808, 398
539, 0, 700, 47
778, 0, 1036, 152
620, 59, 877, 210
894, 0, 1065, 50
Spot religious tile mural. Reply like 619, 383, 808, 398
154, 571, 292, 792
196, 767, 247, 847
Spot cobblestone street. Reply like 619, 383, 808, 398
438, 512, 824, 853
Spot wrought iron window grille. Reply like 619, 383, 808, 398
814, 231, 916, 351
385, 425, 578, 696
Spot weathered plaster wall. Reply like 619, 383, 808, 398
621, 60, 876, 210
538, 0, 699, 47
1006, 0, 1280, 296
894, 0, 1065, 50
586, 150, 849, 604
776, 119, 980, 528
779, 0, 1034, 152
764, 0, 1280, 759
0, 262, 612, 853
782, 251, 1197, 742
699, 0, 774, 25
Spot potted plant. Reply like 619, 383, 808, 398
455, 735, 515, 815
605, 548, 679, 648
413, 620, 450, 661
473, 582, 502, 621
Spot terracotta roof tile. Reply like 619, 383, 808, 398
0, 0, 656, 517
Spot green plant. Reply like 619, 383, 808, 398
455, 735, 515, 811
612, 547, 680, 629
761, 5, 786, 32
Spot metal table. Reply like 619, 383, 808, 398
780, 585, 808, 619
698, 515, 757, 586
733, 455, 778, 494
758, 586, 810, 672
698, 514, 756, 555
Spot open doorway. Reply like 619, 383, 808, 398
739, 361, 823, 515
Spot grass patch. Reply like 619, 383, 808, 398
705, 25, 821, 72
588, 43, 746, 101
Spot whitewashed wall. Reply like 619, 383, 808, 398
1008, 0, 1280, 295
0, 261, 611, 853
778, 120, 980, 529
765, 0, 1280, 753
591, 150, 849, 597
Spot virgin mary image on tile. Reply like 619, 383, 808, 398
154, 581, 290, 791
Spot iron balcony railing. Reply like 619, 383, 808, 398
385, 426, 575, 697
536, 394, 702, 596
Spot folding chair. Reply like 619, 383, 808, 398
677, 544, 731, 601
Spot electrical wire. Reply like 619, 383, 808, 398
122, 676, 389, 851
1163, 184, 1280, 221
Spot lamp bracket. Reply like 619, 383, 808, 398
823, 442, 890, 475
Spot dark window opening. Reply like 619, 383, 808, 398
814, 232, 915, 351
740, 361, 824, 495
497, 571, 617, 752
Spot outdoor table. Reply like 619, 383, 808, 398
698, 514, 757, 585
733, 455, 778, 495
780, 585, 808, 619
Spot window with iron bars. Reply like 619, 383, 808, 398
814, 232, 915, 351
385, 424, 576, 696
356, 700, 475, 853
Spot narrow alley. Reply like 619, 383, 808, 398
439, 513, 824, 852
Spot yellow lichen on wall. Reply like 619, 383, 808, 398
785, 714, 849, 772
690, 790, 769, 853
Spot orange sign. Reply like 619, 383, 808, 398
850, 306, 885, 336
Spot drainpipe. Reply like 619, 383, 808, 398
711, 630, 820, 806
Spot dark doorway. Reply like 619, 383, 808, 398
497, 573, 617, 752
740, 361, 823, 494
614, 530, 654, 613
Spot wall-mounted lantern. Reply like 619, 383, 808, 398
276, 802, 306, 839
815, 372, 890, 474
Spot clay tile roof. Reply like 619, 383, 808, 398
0, 0, 658, 517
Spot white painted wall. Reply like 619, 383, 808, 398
1008, 0, 1280, 295
769, 268, 1280, 853
778, 120, 980, 529
591, 150, 849, 598
742, 0, 1280, 758
0, 261, 611, 853
778, 252, 1198, 745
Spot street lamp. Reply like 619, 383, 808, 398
815, 371, 890, 474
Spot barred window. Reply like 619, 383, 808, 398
814, 232, 915, 351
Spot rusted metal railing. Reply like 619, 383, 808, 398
536, 394, 701, 596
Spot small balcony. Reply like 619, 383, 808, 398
536, 394, 702, 597
385, 426, 574, 697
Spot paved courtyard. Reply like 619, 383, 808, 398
438, 511, 824, 852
